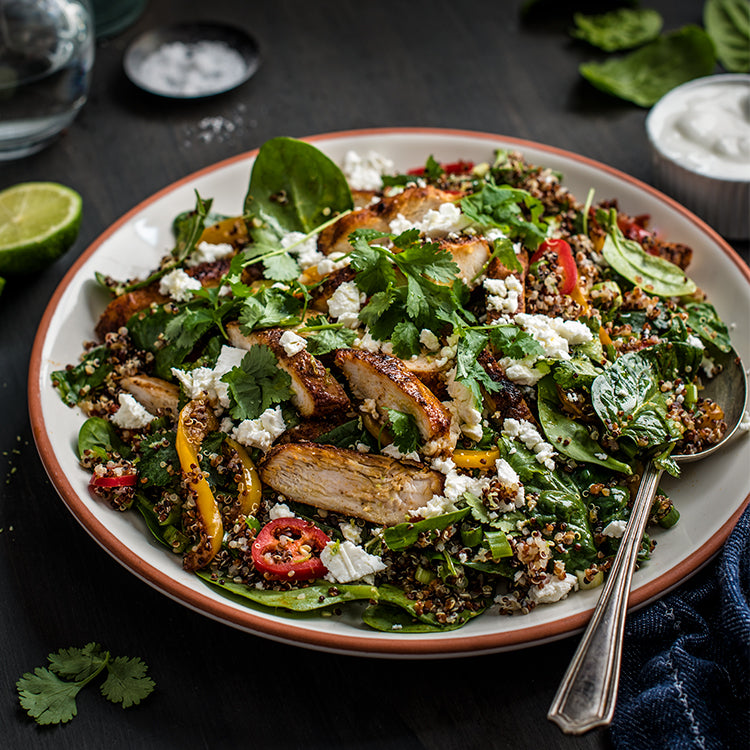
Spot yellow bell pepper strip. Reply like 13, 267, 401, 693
225, 437, 262, 517
452, 447, 500, 470
198, 215, 248, 246
176, 400, 223, 571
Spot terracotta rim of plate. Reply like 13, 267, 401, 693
28, 127, 750, 657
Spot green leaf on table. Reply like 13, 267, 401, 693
100, 656, 156, 708
704, 0, 750, 73
571, 8, 663, 52
579, 26, 717, 107
17, 668, 81, 725
48, 642, 109, 682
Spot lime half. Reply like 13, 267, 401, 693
0, 182, 82, 274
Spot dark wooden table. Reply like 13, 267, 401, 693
2, 1, 746, 747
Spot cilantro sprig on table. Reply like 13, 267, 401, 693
17, 643, 155, 726
349, 228, 471, 357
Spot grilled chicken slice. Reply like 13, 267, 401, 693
226, 323, 350, 418
317, 185, 461, 256
334, 349, 455, 456
439, 237, 491, 288
478, 350, 536, 424
260, 442, 444, 526
120, 375, 180, 416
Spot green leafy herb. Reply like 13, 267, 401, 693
51, 346, 112, 407
386, 409, 421, 454
600, 210, 697, 297
302, 317, 358, 355
488, 324, 546, 360
17, 644, 155, 726
704, 0, 750, 73
455, 329, 502, 406
238, 286, 305, 332
383, 508, 471, 551
460, 183, 548, 250
571, 8, 663, 52
579, 26, 717, 107
221, 345, 292, 420
77, 417, 131, 461
244, 137, 353, 234
684, 301, 732, 353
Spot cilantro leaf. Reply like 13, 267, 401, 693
221, 345, 292, 420
387, 409, 421, 454
238, 287, 303, 333
392, 233, 460, 284
391, 320, 421, 358
100, 656, 156, 708
349, 230, 396, 295
488, 325, 545, 360
48, 643, 109, 682
460, 183, 548, 250
17, 668, 81, 725
305, 326, 357, 355
455, 329, 501, 405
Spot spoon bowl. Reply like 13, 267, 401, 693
548, 347, 748, 735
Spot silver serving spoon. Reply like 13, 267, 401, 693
548, 347, 748, 735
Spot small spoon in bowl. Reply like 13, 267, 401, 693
548, 346, 748, 735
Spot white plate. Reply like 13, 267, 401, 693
29, 128, 750, 657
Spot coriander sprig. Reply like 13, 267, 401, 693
16, 643, 155, 726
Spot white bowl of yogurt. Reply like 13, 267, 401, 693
646, 74, 750, 239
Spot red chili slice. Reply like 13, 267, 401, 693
530, 238, 578, 296
89, 473, 137, 488
251, 517, 331, 581
407, 160, 474, 176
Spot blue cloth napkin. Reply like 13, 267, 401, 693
610, 504, 750, 750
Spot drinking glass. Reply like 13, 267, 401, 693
0, 0, 94, 160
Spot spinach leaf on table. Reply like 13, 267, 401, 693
704, 0, 750, 73
579, 26, 717, 107
571, 8, 663, 52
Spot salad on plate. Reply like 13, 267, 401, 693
51, 137, 734, 633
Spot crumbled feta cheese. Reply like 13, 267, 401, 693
327, 280, 365, 329
514, 313, 593, 360
110, 393, 156, 430
185, 241, 234, 268
354, 329, 384, 353
494, 458, 525, 510
389, 202, 469, 238
602, 519, 628, 538
484, 275, 522, 315
281, 231, 322, 269
446, 368, 484, 442
172, 345, 246, 408
499, 357, 545, 386
528, 574, 578, 604
430, 455, 456, 475
339, 521, 362, 545
419, 329, 440, 352
341, 150, 394, 191
158, 268, 201, 302
686, 334, 705, 349
316, 251, 350, 276
701, 355, 718, 378
321, 540, 386, 583
381, 443, 420, 462
502, 418, 556, 471
355, 442, 371, 453
231, 406, 286, 452
269, 502, 295, 520
279, 330, 307, 357
413, 493, 461, 519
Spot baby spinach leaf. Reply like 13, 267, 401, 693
362, 601, 483, 632
77, 417, 130, 460
383, 508, 471, 551
537, 376, 632, 474
137, 431, 179, 489
552, 357, 602, 390
684, 301, 732, 353
51, 346, 112, 407
601, 213, 697, 297
313, 418, 377, 451
704, 0, 750, 73
571, 8, 663, 52
579, 26, 717, 106
244, 137, 353, 235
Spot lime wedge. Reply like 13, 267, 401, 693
0, 182, 82, 274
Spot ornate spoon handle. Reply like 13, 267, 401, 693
547, 462, 662, 735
